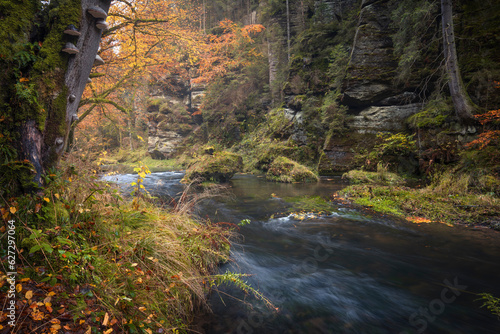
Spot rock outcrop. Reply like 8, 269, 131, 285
342, 0, 398, 107
147, 74, 203, 159
318, 0, 424, 174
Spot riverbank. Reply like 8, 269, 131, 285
335, 169, 500, 229
0, 155, 235, 333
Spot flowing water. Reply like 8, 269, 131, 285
103, 172, 500, 334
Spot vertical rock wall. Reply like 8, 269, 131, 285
147, 74, 201, 159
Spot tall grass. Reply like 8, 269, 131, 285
2, 154, 269, 333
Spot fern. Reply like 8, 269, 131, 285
209, 271, 276, 309
477, 293, 500, 318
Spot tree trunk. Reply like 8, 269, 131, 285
441, 0, 475, 121
0, 0, 111, 193
286, 0, 291, 63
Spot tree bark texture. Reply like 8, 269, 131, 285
441, 0, 475, 121
1, 0, 111, 191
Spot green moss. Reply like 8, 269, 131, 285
337, 170, 500, 226
266, 156, 319, 183
283, 195, 333, 214
0, 0, 38, 57
408, 98, 452, 129
182, 151, 243, 183
33, 0, 82, 74
342, 167, 405, 186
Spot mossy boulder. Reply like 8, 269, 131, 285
182, 151, 243, 183
266, 156, 319, 183
342, 168, 405, 186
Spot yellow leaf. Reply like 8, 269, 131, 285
103, 329, 113, 334
79, 320, 86, 325
47, 291, 56, 297
145, 329, 152, 334
21, 278, 30, 282
138, 306, 146, 312
54, 194, 60, 199
16, 284, 22, 292
137, 135, 145, 142
85, 326, 91, 334
131, 263, 138, 267
25, 290, 33, 299
68, 177, 72, 182
43, 197, 50, 203
102, 312, 109, 326
9, 207, 17, 214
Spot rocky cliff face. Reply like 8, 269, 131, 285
271, 0, 427, 173
147, 74, 201, 159
148, 0, 499, 173
319, 0, 424, 172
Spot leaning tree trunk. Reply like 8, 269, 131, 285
441, 0, 475, 122
0, 0, 111, 193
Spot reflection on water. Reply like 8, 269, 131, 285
104, 172, 500, 333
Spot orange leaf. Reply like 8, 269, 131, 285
31, 309, 44, 321
9, 207, 17, 214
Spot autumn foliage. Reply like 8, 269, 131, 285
74, 0, 265, 154
194, 19, 265, 84
466, 81, 500, 150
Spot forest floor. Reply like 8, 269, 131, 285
0, 154, 241, 333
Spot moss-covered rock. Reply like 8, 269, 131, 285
266, 156, 319, 183
342, 167, 405, 186
182, 151, 243, 183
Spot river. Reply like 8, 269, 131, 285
102, 172, 500, 334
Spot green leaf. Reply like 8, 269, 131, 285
42, 243, 53, 254
29, 245, 41, 254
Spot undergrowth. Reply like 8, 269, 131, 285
0, 154, 270, 333
337, 170, 500, 227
